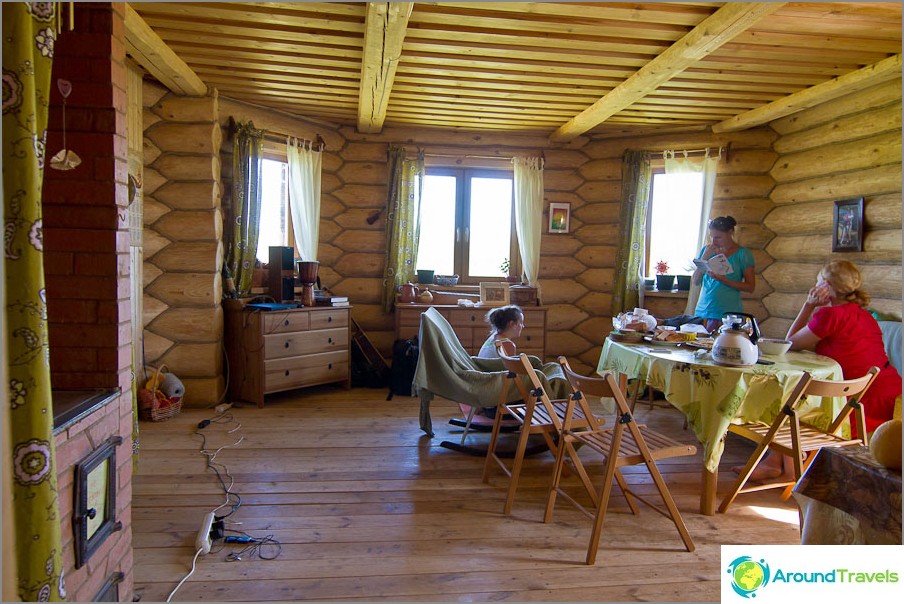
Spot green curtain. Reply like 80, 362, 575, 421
612, 150, 653, 315
3, 3, 65, 600
381, 145, 424, 313
225, 121, 265, 296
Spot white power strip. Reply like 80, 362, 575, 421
195, 512, 215, 554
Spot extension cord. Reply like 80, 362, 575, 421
196, 512, 215, 554
215, 402, 232, 414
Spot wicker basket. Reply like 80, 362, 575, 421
138, 365, 183, 422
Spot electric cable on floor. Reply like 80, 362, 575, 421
165, 547, 204, 602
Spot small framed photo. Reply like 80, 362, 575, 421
548, 202, 570, 234
479, 281, 510, 307
832, 198, 864, 252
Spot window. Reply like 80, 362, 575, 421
256, 158, 289, 263
646, 170, 705, 276
416, 168, 518, 284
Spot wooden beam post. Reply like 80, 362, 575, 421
713, 54, 903, 133
357, 2, 413, 134
124, 4, 207, 96
548, 2, 783, 142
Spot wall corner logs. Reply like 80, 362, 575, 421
760, 77, 903, 338
140, 81, 225, 405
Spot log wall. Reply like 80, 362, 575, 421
141, 82, 224, 404
760, 78, 903, 338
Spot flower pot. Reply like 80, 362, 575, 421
655, 274, 675, 291
675, 275, 692, 291
416, 269, 434, 285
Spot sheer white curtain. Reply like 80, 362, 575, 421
663, 148, 721, 315
287, 137, 322, 261
511, 156, 544, 291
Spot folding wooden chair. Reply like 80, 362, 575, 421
546, 357, 697, 564
718, 366, 880, 513
482, 348, 599, 516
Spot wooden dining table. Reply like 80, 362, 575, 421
596, 338, 844, 515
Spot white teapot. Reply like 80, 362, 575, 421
712, 313, 761, 366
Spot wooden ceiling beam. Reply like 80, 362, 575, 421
124, 4, 206, 96
357, 2, 413, 134
549, 2, 784, 142
712, 53, 903, 132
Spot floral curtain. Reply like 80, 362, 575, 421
225, 121, 264, 296
286, 137, 322, 261
612, 149, 653, 315
2, 3, 65, 600
511, 156, 544, 292
663, 148, 722, 315
381, 145, 424, 313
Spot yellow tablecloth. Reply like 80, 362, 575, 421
596, 340, 844, 472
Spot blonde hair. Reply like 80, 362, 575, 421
819, 260, 871, 308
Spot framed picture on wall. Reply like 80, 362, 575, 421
548, 202, 570, 234
832, 197, 864, 252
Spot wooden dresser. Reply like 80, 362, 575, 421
395, 304, 547, 358
224, 302, 351, 407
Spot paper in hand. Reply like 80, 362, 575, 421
693, 253, 731, 276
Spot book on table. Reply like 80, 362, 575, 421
692, 253, 731, 276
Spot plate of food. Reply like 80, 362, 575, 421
684, 337, 715, 350
643, 335, 684, 348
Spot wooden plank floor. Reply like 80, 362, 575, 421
132, 386, 801, 602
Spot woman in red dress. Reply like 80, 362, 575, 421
738, 260, 900, 481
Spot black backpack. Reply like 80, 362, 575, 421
387, 337, 419, 400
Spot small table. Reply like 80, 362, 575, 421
597, 339, 844, 515
793, 446, 902, 544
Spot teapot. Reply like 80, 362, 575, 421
398, 282, 418, 303
712, 312, 760, 366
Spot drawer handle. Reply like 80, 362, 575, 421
284, 319, 290, 326
328, 316, 332, 323
284, 341, 290, 348
328, 337, 333, 344
526, 336, 532, 341
470, 315, 475, 322
284, 370, 290, 377
328, 363, 332, 369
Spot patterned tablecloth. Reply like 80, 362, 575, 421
793, 446, 902, 544
596, 339, 844, 472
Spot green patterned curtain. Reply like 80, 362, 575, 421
381, 145, 424, 313
3, 3, 65, 600
612, 150, 653, 315
225, 121, 265, 296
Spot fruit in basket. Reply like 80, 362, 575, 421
869, 418, 901, 470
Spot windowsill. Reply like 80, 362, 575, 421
53, 388, 121, 434
644, 289, 690, 298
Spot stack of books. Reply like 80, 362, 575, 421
314, 294, 349, 307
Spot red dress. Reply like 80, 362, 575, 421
809, 302, 901, 432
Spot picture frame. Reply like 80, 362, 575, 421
832, 197, 864, 252
548, 202, 570, 234
479, 281, 510, 307
73, 435, 123, 569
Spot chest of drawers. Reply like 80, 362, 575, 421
395, 304, 547, 358
225, 302, 351, 407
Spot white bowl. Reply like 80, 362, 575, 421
757, 338, 792, 356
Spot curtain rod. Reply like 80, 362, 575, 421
650, 143, 730, 161
227, 116, 324, 149
422, 152, 513, 160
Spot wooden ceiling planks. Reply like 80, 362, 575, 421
129, 1, 902, 135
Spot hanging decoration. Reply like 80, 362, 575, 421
50, 78, 81, 171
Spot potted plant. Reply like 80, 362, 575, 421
500, 258, 521, 284
654, 260, 675, 291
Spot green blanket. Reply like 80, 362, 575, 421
412, 307, 568, 436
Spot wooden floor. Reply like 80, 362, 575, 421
132, 386, 802, 602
